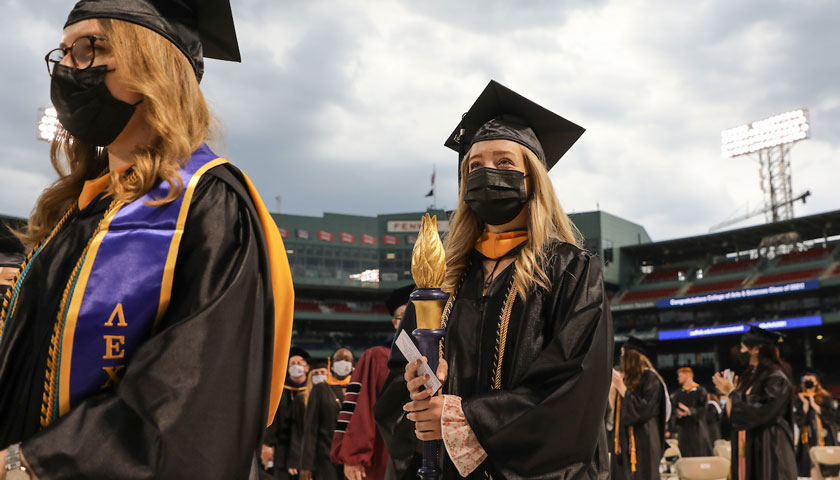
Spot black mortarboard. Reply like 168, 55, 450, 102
288, 346, 311, 362
65, 0, 241, 82
741, 325, 784, 347
444, 80, 585, 171
623, 336, 656, 357
801, 367, 822, 381
310, 358, 328, 370
0, 252, 24, 268
386, 284, 415, 317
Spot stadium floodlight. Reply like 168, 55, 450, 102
716, 108, 811, 226
38, 106, 60, 142
721, 109, 809, 158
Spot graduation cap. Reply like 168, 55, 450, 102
288, 346, 311, 363
386, 283, 415, 317
310, 358, 328, 370
622, 336, 656, 357
64, 0, 241, 82
444, 80, 585, 171
741, 325, 784, 347
800, 367, 822, 381
0, 252, 24, 268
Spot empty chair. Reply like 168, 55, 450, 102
810, 446, 840, 480
664, 444, 682, 459
674, 456, 730, 480
713, 444, 731, 461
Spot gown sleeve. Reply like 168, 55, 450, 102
621, 372, 664, 426
301, 384, 325, 472
373, 302, 421, 477
21, 168, 280, 479
729, 373, 792, 431
287, 394, 306, 471
689, 388, 708, 419
336, 348, 384, 468
460, 249, 613, 478
793, 396, 809, 428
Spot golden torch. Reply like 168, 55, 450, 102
410, 214, 447, 329
409, 213, 448, 480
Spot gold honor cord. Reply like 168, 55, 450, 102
42, 199, 122, 427
439, 262, 517, 480
0, 206, 76, 337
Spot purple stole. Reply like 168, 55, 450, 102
50, 144, 228, 421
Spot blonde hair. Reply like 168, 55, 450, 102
21, 18, 211, 247
442, 144, 583, 299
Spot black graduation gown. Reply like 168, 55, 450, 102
611, 370, 667, 480
705, 401, 722, 442
727, 368, 796, 480
673, 384, 713, 457
265, 384, 307, 478
794, 394, 839, 477
287, 392, 308, 473
376, 241, 614, 480
0, 165, 278, 479
301, 382, 345, 480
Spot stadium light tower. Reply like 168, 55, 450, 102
721, 109, 810, 223
37, 106, 60, 143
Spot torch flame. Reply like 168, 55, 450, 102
411, 214, 446, 288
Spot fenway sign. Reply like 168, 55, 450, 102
387, 220, 449, 233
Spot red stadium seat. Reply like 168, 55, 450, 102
641, 268, 689, 284
705, 259, 759, 276
830, 264, 840, 277
294, 301, 321, 312
776, 246, 835, 266
327, 302, 351, 313
751, 268, 825, 287
684, 279, 746, 295
620, 287, 681, 303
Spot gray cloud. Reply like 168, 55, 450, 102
0, 0, 836, 243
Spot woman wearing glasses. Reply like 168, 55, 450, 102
0, 1, 294, 479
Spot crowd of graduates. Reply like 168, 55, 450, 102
608, 331, 840, 480
257, 288, 411, 480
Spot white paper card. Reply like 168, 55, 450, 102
395, 330, 442, 394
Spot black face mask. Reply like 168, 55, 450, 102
50, 64, 139, 147
803, 380, 815, 389
736, 351, 751, 366
464, 168, 528, 226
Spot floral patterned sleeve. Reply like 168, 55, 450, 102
441, 394, 488, 477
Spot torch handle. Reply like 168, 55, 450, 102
412, 328, 446, 480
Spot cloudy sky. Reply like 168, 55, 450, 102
0, 0, 838, 241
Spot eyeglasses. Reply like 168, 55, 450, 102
45, 35, 109, 77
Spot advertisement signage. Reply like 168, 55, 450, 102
656, 280, 819, 309
658, 315, 823, 341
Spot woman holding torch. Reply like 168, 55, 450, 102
379, 81, 613, 479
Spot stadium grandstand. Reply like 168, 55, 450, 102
612, 209, 840, 392
4, 207, 839, 393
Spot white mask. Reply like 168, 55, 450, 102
332, 360, 353, 377
312, 374, 328, 385
288, 364, 306, 379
